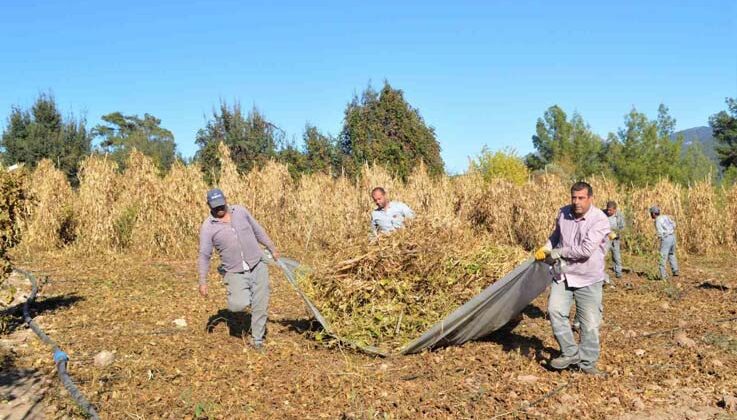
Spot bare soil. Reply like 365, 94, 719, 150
3, 251, 737, 419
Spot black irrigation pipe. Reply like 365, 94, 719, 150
15, 268, 100, 420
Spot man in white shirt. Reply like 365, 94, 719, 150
370, 187, 415, 235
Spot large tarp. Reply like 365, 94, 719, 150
400, 260, 551, 354
270, 257, 552, 356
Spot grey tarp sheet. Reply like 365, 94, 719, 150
270, 256, 551, 356
400, 259, 551, 354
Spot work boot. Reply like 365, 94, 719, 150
550, 354, 581, 370
615, 273, 622, 279
579, 365, 606, 377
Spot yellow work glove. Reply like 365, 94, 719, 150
534, 247, 549, 261
608, 232, 617, 240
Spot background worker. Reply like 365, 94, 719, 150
649, 205, 679, 279
605, 201, 625, 279
370, 187, 415, 235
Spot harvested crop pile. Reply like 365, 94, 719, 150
298, 218, 529, 351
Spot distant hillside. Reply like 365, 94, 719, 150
672, 126, 717, 162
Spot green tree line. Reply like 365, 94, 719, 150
523, 102, 731, 186
2, 87, 736, 187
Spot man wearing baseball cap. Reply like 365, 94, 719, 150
198, 188, 280, 351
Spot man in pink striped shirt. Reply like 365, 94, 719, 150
535, 181, 610, 376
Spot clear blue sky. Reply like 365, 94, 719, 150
1, 0, 735, 173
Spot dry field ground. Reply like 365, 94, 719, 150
3, 250, 736, 419
3, 149, 737, 418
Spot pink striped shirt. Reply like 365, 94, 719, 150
548, 204, 611, 287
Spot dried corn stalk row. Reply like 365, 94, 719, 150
15, 144, 734, 258
21, 159, 74, 250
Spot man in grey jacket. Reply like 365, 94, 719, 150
649, 205, 679, 280
198, 189, 280, 351
605, 201, 625, 279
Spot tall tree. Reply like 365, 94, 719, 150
277, 139, 307, 179
0, 93, 91, 183
606, 106, 683, 186
195, 101, 282, 179
93, 112, 177, 171
709, 97, 737, 170
526, 105, 572, 172
276, 126, 342, 178
680, 142, 717, 184
525, 105, 606, 179
339, 82, 444, 179
303, 125, 339, 174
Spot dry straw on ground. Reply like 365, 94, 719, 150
298, 218, 529, 351
6, 146, 737, 418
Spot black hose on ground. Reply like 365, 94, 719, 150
16, 268, 100, 419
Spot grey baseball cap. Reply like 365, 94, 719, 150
206, 188, 227, 208
649, 205, 660, 214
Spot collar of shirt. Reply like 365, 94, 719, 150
563, 204, 596, 221
208, 206, 233, 224
376, 202, 393, 212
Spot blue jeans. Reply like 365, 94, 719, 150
659, 235, 679, 279
548, 280, 603, 369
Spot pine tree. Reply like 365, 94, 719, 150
339, 82, 444, 179
0, 93, 91, 184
